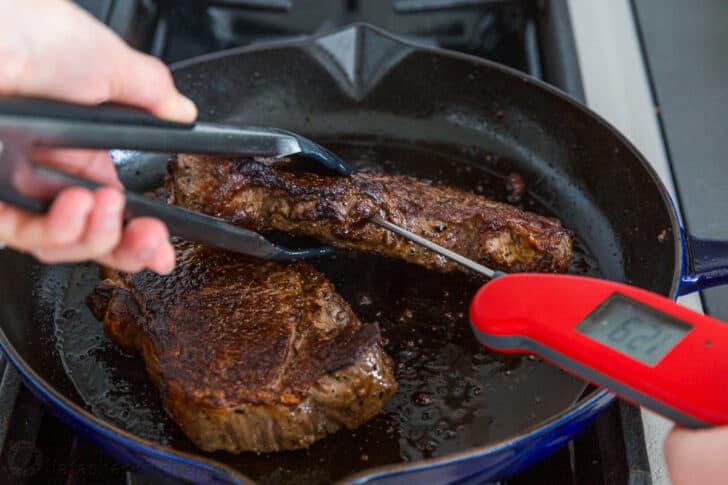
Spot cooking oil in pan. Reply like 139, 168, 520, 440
50, 141, 598, 485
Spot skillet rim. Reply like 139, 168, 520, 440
0, 22, 683, 484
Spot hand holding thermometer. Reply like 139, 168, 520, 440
469, 274, 728, 428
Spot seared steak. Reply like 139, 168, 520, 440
87, 241, 396, 453
168, 155, 574, 273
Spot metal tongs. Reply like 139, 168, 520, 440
0, 96, 351, 259
0, 96, 500, 277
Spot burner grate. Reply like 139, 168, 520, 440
155, 0, 540, 72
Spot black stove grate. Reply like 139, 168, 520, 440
0, 1, 650, 483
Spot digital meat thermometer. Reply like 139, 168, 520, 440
469, 274, 728, 428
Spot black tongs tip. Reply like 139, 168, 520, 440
277, 130, 354, 176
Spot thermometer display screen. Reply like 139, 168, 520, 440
576, 293, 691, 365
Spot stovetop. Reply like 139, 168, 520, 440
0, 1, 654, 483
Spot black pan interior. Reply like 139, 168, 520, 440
0, 27, 678, 485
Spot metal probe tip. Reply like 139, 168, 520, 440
369, 216, 501, 279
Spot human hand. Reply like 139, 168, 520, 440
0, 0, 197, 273
664, 425, 728, 484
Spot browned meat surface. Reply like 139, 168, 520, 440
168, 155, 574, 273
87, 241, 396, 453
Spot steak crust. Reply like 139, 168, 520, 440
168, 155, 574, 273
87, 241, 396, 453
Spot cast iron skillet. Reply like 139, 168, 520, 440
1, 24, 727, 484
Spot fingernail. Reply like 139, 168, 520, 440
148, 243, 175, 275
165, 94, 197, 122
159, 260, 175, 275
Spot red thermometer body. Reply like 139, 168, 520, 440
469, 274, 728, 428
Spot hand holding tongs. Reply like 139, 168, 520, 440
0, 96, 502, 276
0, 96, 351, 259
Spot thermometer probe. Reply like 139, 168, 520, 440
469, 273, 728, 428
339, 206, 723, 427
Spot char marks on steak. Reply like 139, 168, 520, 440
87, 241, 396, 453
168, 155, 574, 273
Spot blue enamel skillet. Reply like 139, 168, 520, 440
1, 24, 727, 484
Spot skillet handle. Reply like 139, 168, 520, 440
679, 231, 728, 295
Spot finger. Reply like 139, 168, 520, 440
98, 218, 171, 273
664, 426, 728, 485
0, 187, 94, 249
0, 0, 197, 122
145, 241, 176, 275
45, 187, 96, 246
15, 149, 121, 200
32, 149, 122, 187
109, 50, 198, 122
80, 188, 125, 257
28, 188, 124, 263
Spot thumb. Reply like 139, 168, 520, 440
665, 425, 728, 485
108, 49, 198, 122
0, 0, 197, 122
